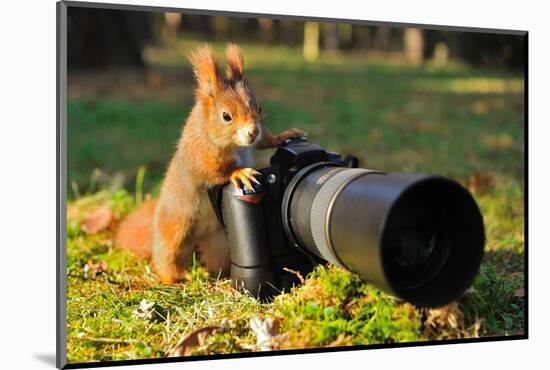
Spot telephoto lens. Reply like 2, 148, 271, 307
282, 164, 485, 307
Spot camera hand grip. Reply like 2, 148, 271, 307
221, 179, 275, 298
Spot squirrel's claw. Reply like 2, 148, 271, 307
230, 168, 261, 191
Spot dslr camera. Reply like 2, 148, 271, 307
208, 137, 485, 307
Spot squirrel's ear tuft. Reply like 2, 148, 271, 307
189, 44, 221, 97
225, 43, 244, 81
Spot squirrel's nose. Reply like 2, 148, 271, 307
248, 127, 259, 138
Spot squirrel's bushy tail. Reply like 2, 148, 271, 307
114, 199, 157, 260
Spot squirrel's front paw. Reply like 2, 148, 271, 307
275, 128, 307, 145
230, 168, 260, 191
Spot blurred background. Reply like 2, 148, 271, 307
67, 7, 525, 199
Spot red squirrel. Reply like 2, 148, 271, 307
114, 44, 305, 284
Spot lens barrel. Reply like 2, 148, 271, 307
282, 164, 485, 307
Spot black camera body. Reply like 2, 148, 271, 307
208, 138, 337, 297
208, 138, 485, 307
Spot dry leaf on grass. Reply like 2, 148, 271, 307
168, 325, 226, 357
84, 260, 108, 278
466, 171, 495, 193
424, 302, 486, 339
80, 206, 114, 235
514, 288, 525, 297
423, 303, 465, 339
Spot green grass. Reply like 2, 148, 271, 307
66, 40, 525, 363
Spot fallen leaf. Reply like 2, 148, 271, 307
466, 171, 495, 193
514, 288, 525, 297
471, 100, 490, 115
168, 325, 225, 357
423, 302, 466, 339
80, 206, 113, 235
84, 259, 108, 278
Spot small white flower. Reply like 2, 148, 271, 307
250, 317, 279, 351
132, 299, 156, 321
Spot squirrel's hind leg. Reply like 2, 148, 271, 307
152, 207, 195, 284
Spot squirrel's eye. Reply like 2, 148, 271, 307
222, 111, 232, 123
222, 112, 232, 122
258, 106, 263, 114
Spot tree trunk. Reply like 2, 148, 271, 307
258, 18, 274, 43
161, 12, 182, 45
67, 7, 152, 69
303, 22, 320, 62
373, 26, 391, 51
323, 23, 339, 50
404, 28, 424, 65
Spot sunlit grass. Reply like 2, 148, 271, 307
65, 181, 524, 362
414, 77, 524, 94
